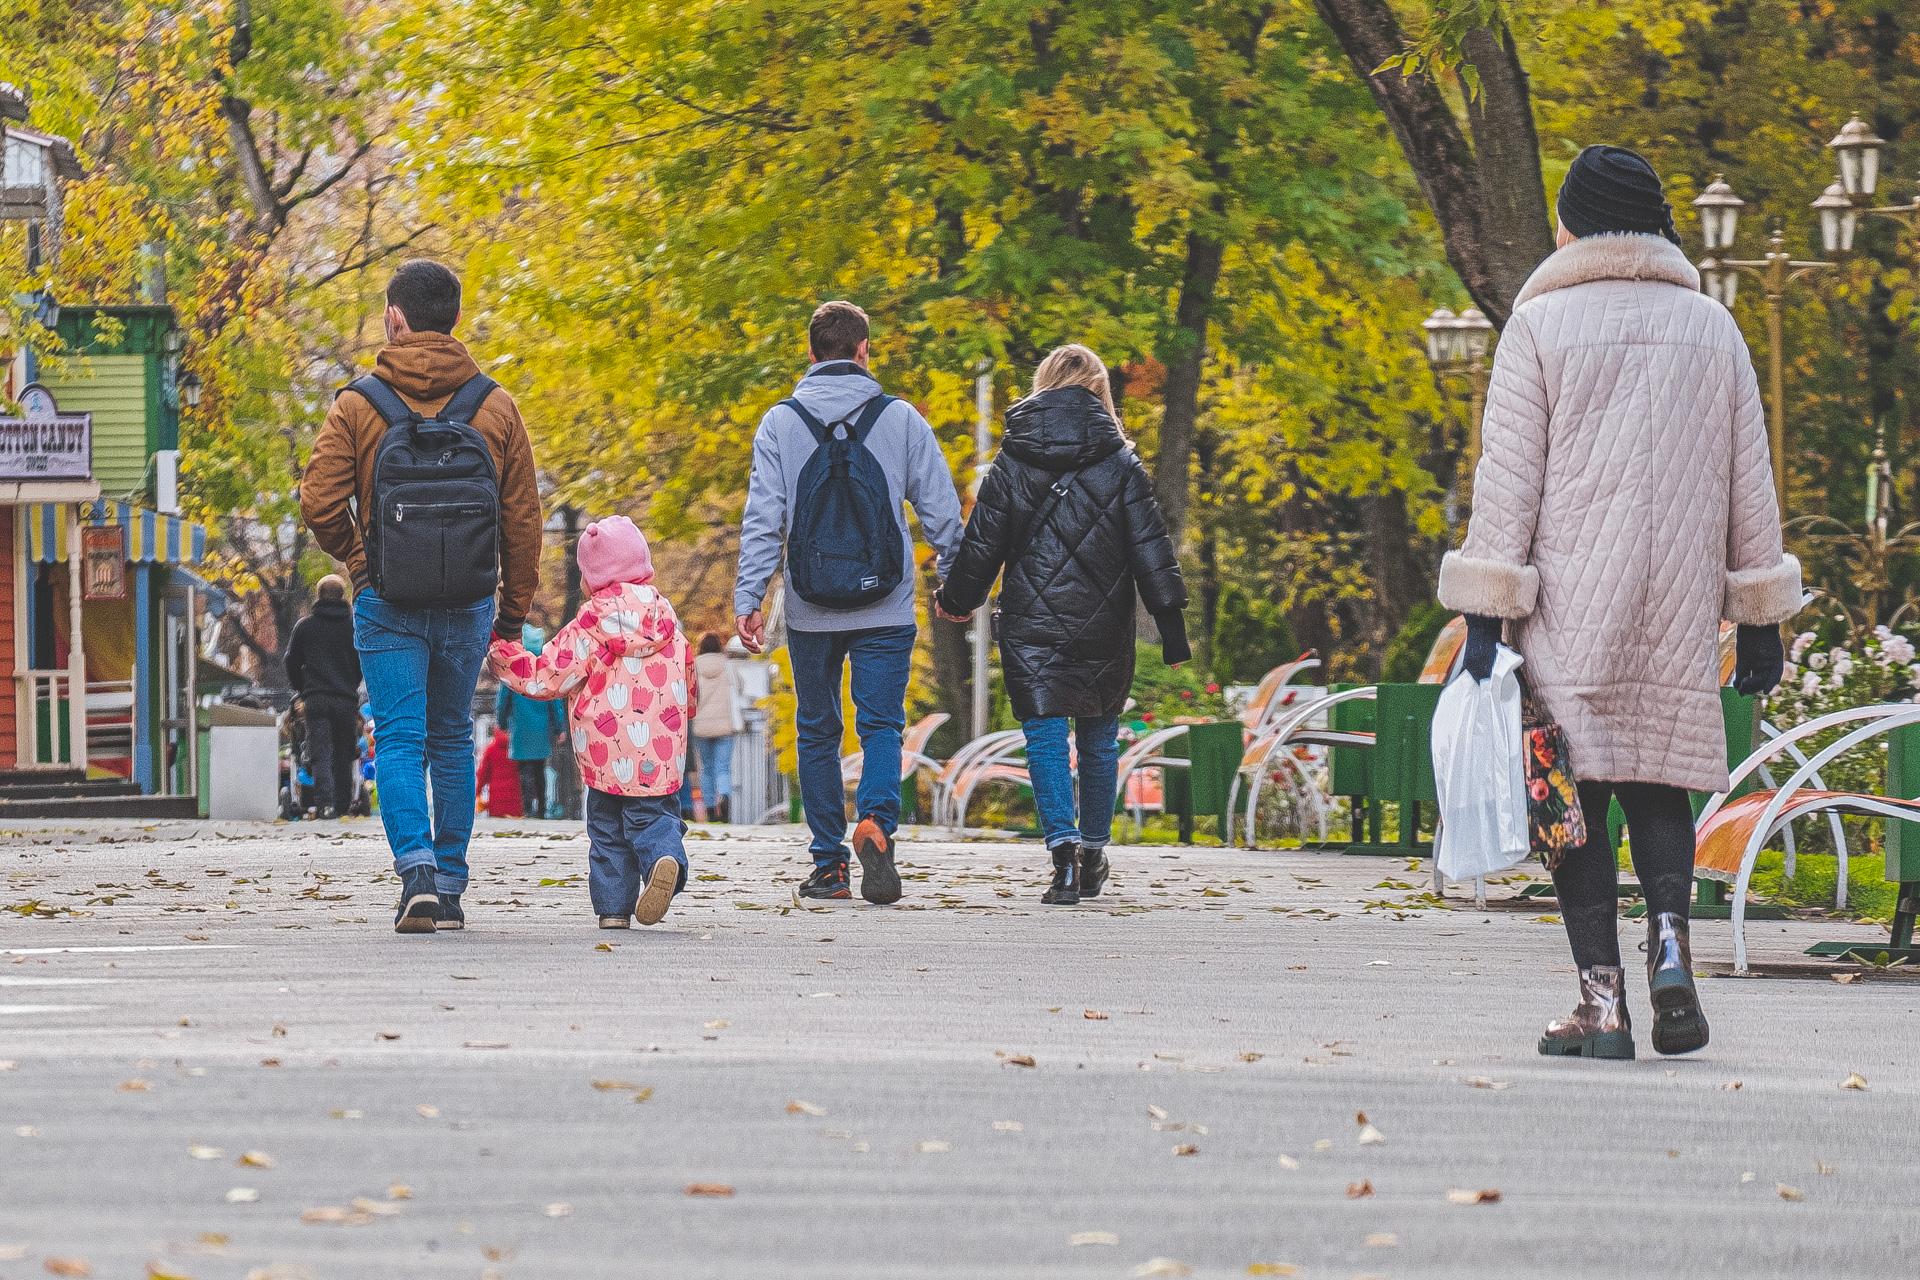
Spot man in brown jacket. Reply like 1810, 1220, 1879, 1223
300, 259, 542, 934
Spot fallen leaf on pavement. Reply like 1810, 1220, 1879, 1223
1831, 973, 1858, 984
993, 1120, 1023, 1132
224, 1188, 258, 1204
0, 1248, 24, 1262
1365, 1233, 1399, 1247
1462, 1076, 1509, 1090
118, 1079, 152, 1092
1276, 1154, 1300, 1170
1841, 1072, 1869, 1091
684, 1183, 734, 1197
786, 1100, 826, 1117
1446, 1188, 1502, 1205
1084, 1010, 1109, 1020
591, 1080, 645, 1092
1776, 1183, 1804, 1201
416, 1105, 439, 1118
1172, 1143, 1199, 1157
349, 1198, 400, 1218
1069, 1232, 1118, 1246
188, 1145, 223, 1160
146, 1265, 194, 1280
1238, 1052, 1263, 1063
703, 1019, 729, 1030
1003, 1054, 1037, 1068
299, 1207, 354, 1224
43, 1260, 91, 1277
1815, 1161, 1836, 1175
918, 1140, 952, 1154
375, 1032, 400, 1042
544, 1203, 573, 1218
1345, 1180, 1374, 1199
463, 1041, 509, 1050
1246, 1266, 1299, 1277
1146, 1104, 1170, 1121
1358, 1123, 1385, 1145
1721, 1081, 1743, 1091
387, 1185, 412, 1200
238, 1151, 275, 1169
594, 943, 613, 953
1131, 1260, 1192, 1278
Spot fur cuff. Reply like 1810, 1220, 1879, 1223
1724, 554, 1803, 626
1438, 552, 1539, 620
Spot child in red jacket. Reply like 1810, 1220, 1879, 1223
475, 726, 524, 818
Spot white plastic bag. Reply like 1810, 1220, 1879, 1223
1431, 644, 1529, 882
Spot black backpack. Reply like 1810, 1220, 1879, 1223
342, 373, 502, 607
784, 394, 903, 610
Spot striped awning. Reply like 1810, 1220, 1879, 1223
24, 500, 209, 565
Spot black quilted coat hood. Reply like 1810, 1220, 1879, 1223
938, 386, 1189, 720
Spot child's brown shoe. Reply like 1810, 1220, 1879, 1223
635, 858, 679, 926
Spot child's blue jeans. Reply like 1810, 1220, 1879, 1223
584, 789, 689, 915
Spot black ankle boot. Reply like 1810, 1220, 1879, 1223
1078, 847, 1110, 898
1041, 842, 1081, 905
1646, 912, 1709, 1055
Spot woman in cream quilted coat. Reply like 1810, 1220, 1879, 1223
1439, 146, 1801, 1061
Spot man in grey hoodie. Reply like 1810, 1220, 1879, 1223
735, 301, 964, 902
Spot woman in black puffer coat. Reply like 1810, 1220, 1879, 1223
936, 345, 1189, 904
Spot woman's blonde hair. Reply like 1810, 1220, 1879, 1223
1032, 343, 1121, 426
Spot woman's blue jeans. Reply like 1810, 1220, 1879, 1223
1020, 716, 1121, 851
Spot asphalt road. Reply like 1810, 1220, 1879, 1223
2, 818, 1916, 1279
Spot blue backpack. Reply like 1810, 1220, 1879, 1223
783, 394, 903, 610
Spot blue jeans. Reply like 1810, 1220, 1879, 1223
1022, 716, 1121, 852
789, 624, 915, 865
585, 789, 689, 915
353, 591, 494, 893
695, 735, 734, 809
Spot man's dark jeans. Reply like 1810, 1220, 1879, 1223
788, 624, 914, 866
303, 692, 359, 815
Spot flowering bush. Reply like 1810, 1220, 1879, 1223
1765, 623, 1920, 799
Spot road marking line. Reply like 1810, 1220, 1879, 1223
0, 977, 113, 987
0, 1004, 102, 1015
0, 944, 241, 956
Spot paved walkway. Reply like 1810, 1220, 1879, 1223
2, 818, 1915, 1278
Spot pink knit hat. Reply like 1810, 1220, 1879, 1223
577, 515, 655, 592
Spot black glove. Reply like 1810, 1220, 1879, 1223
1156, 610, 1193, 667
1461, 614, 1503, 682
1733, 623, 1785, 696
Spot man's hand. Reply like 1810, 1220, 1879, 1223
736, 610, 766, 655
933, 590, 973, 625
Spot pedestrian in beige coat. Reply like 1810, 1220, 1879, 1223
1438, 145, 1801, 1061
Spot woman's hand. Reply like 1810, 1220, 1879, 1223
1733, 624, 1785, 696
932, 587, 973, 625
1461, 614, 1503, 682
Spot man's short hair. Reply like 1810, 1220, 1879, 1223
315, 574, 347, 603
808, 301, 869, 362
387, 259, 461, 334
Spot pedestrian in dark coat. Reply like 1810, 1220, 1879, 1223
936, 344, 1189, 905
285, 574, 362, 818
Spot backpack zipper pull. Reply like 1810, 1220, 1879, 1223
395, 504, 405, 523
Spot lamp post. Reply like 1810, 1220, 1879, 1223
1420, 306, 1494, 519
1690, 175, 1834, 518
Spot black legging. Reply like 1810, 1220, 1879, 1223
518, 760, 548, 820
1551, 781, 1696, 969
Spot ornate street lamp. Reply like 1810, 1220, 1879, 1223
179, 370, 202, 409
1828, 115, 1885, 200
1811, 182, 1859, 255
1421, 306, 1495, 522
1689, 174, 1834, 517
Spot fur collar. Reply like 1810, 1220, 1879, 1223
1513, 233, 1700, 308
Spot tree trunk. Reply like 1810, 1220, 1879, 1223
1153, 219, 1225, 549
1311, 0, 1553, 325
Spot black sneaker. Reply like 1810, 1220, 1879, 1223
800, 861, 852, 900
852, 816, 902, 905
1041, 842, 1082, 905
435, 893, 465, 931
394, 867, 440, 934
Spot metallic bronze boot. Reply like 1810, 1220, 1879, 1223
1537, 964, 1634, 1059
1646, 912, 1709, 1055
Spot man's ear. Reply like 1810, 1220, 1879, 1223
854, 338, 870, 366
806, 345, 819, 364
385, 303, 410, 338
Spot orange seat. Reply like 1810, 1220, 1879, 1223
1696, 788, 1920, 882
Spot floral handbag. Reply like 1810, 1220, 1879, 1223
1516, 673, 1586, 869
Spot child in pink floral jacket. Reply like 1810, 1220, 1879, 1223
488, 515, 695, 928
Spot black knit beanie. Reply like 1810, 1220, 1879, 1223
1557, 144, 1681, 246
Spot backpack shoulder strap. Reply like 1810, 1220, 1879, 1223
437, 373, 499, 426
1004, 465, 1084, 559
847, 394, 894, 446
339, 375, 415, 428
780, 398, 832, 446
